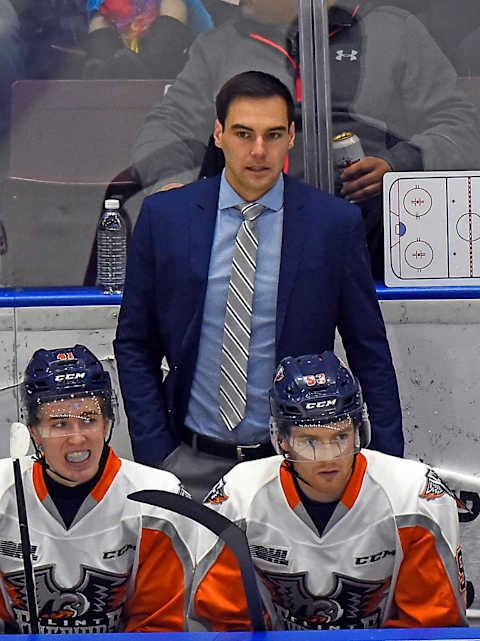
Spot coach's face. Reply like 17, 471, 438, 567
214, 95, 295, 202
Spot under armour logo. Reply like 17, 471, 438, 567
335, 49, 359, 61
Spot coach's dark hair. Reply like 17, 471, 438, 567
216, 71, 295, 127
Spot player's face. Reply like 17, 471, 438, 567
214, 96, 295, 202
287, 421, 356, 502
31, 396, 108, 486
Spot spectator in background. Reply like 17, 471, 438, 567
0, 0, 24, 177
458, 26, 480, 77
0, 0, 25, 176
84, 0, 213, 78
132, 0, 480, 279
202, 0, 240, 26
386, 0, 479, 75
15, 0, 87, 79
0, 0, 23, 137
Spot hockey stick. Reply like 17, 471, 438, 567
128, 490, 265, 631
10, 422, 39, 634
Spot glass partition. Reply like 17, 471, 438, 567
2, 0, 479, 288
0, 0, 308, 288
318, 0, 480, 280
0, 0, 234, 287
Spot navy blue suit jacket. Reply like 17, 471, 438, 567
114, 174, 403, 465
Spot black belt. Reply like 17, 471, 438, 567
183, 427, 275, 462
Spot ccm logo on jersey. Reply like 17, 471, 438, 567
54, 372, 86, 382
355, 549, 395, 565
103, 544, 136, 559
306, 400, 336, 409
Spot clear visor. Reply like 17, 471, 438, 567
30, 393, 110, 439
279, 416, 358, 462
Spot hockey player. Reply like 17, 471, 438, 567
0, 344, 197, 634
192, 351, 467, 630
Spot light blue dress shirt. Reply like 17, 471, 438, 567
185, 171, 284, 443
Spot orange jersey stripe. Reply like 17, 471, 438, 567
32, 461, 48, 502
124, 528, 186, 632
341, 452, 367, 509
385, 526, 463, 627
279, 461, 301, 510
91, 448, 121, 502
195, 544, 252, 631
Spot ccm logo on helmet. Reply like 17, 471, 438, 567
54, 373, 86, 382
306, 400, 336, 409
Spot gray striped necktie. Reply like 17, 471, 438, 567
219, 202, 265, 430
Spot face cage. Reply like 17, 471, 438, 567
23, 389, 117, 441
271, 412, 362, 462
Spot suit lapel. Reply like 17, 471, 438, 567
189, 175, 221, 284
180, 176, 221, 357
276, 176, 308, 346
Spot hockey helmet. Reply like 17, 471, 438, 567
21, 344, 116, 437
269, 351, 371, 461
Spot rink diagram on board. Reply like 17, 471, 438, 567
383, 171, 480, 287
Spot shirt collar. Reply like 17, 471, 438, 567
219, 170, 284, 213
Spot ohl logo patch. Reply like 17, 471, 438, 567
204, 477, 228, 505
5, 564, 129, 634
260, 569, 391, 630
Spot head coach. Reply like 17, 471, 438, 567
114, 70, 403, 501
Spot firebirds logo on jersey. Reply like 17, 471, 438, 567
5, 564, 129, 634
204, 477, 228, 505
260, 569, 391, 630
420, 469, 465, 509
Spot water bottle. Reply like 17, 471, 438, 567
97, 198, 127, 293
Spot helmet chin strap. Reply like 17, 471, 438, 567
279, 443, 314, 488
39, 456, 78, 485
284, 458, 314, 488
30, 437, 78, 485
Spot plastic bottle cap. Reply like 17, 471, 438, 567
104, 199, 120, 210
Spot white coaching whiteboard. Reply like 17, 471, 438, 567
383, 171, 480, 287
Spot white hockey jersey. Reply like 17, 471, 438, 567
0, 448, 197, 634
192, 450, 467, 631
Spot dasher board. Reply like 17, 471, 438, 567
383, 171, 480, 287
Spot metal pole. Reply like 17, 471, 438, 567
313, 0, 334, 193
298, 0, 334, 193
298, 0, 319, 188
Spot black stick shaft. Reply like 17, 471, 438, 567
128, 490, 265, 631
13, 459, 39, 634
